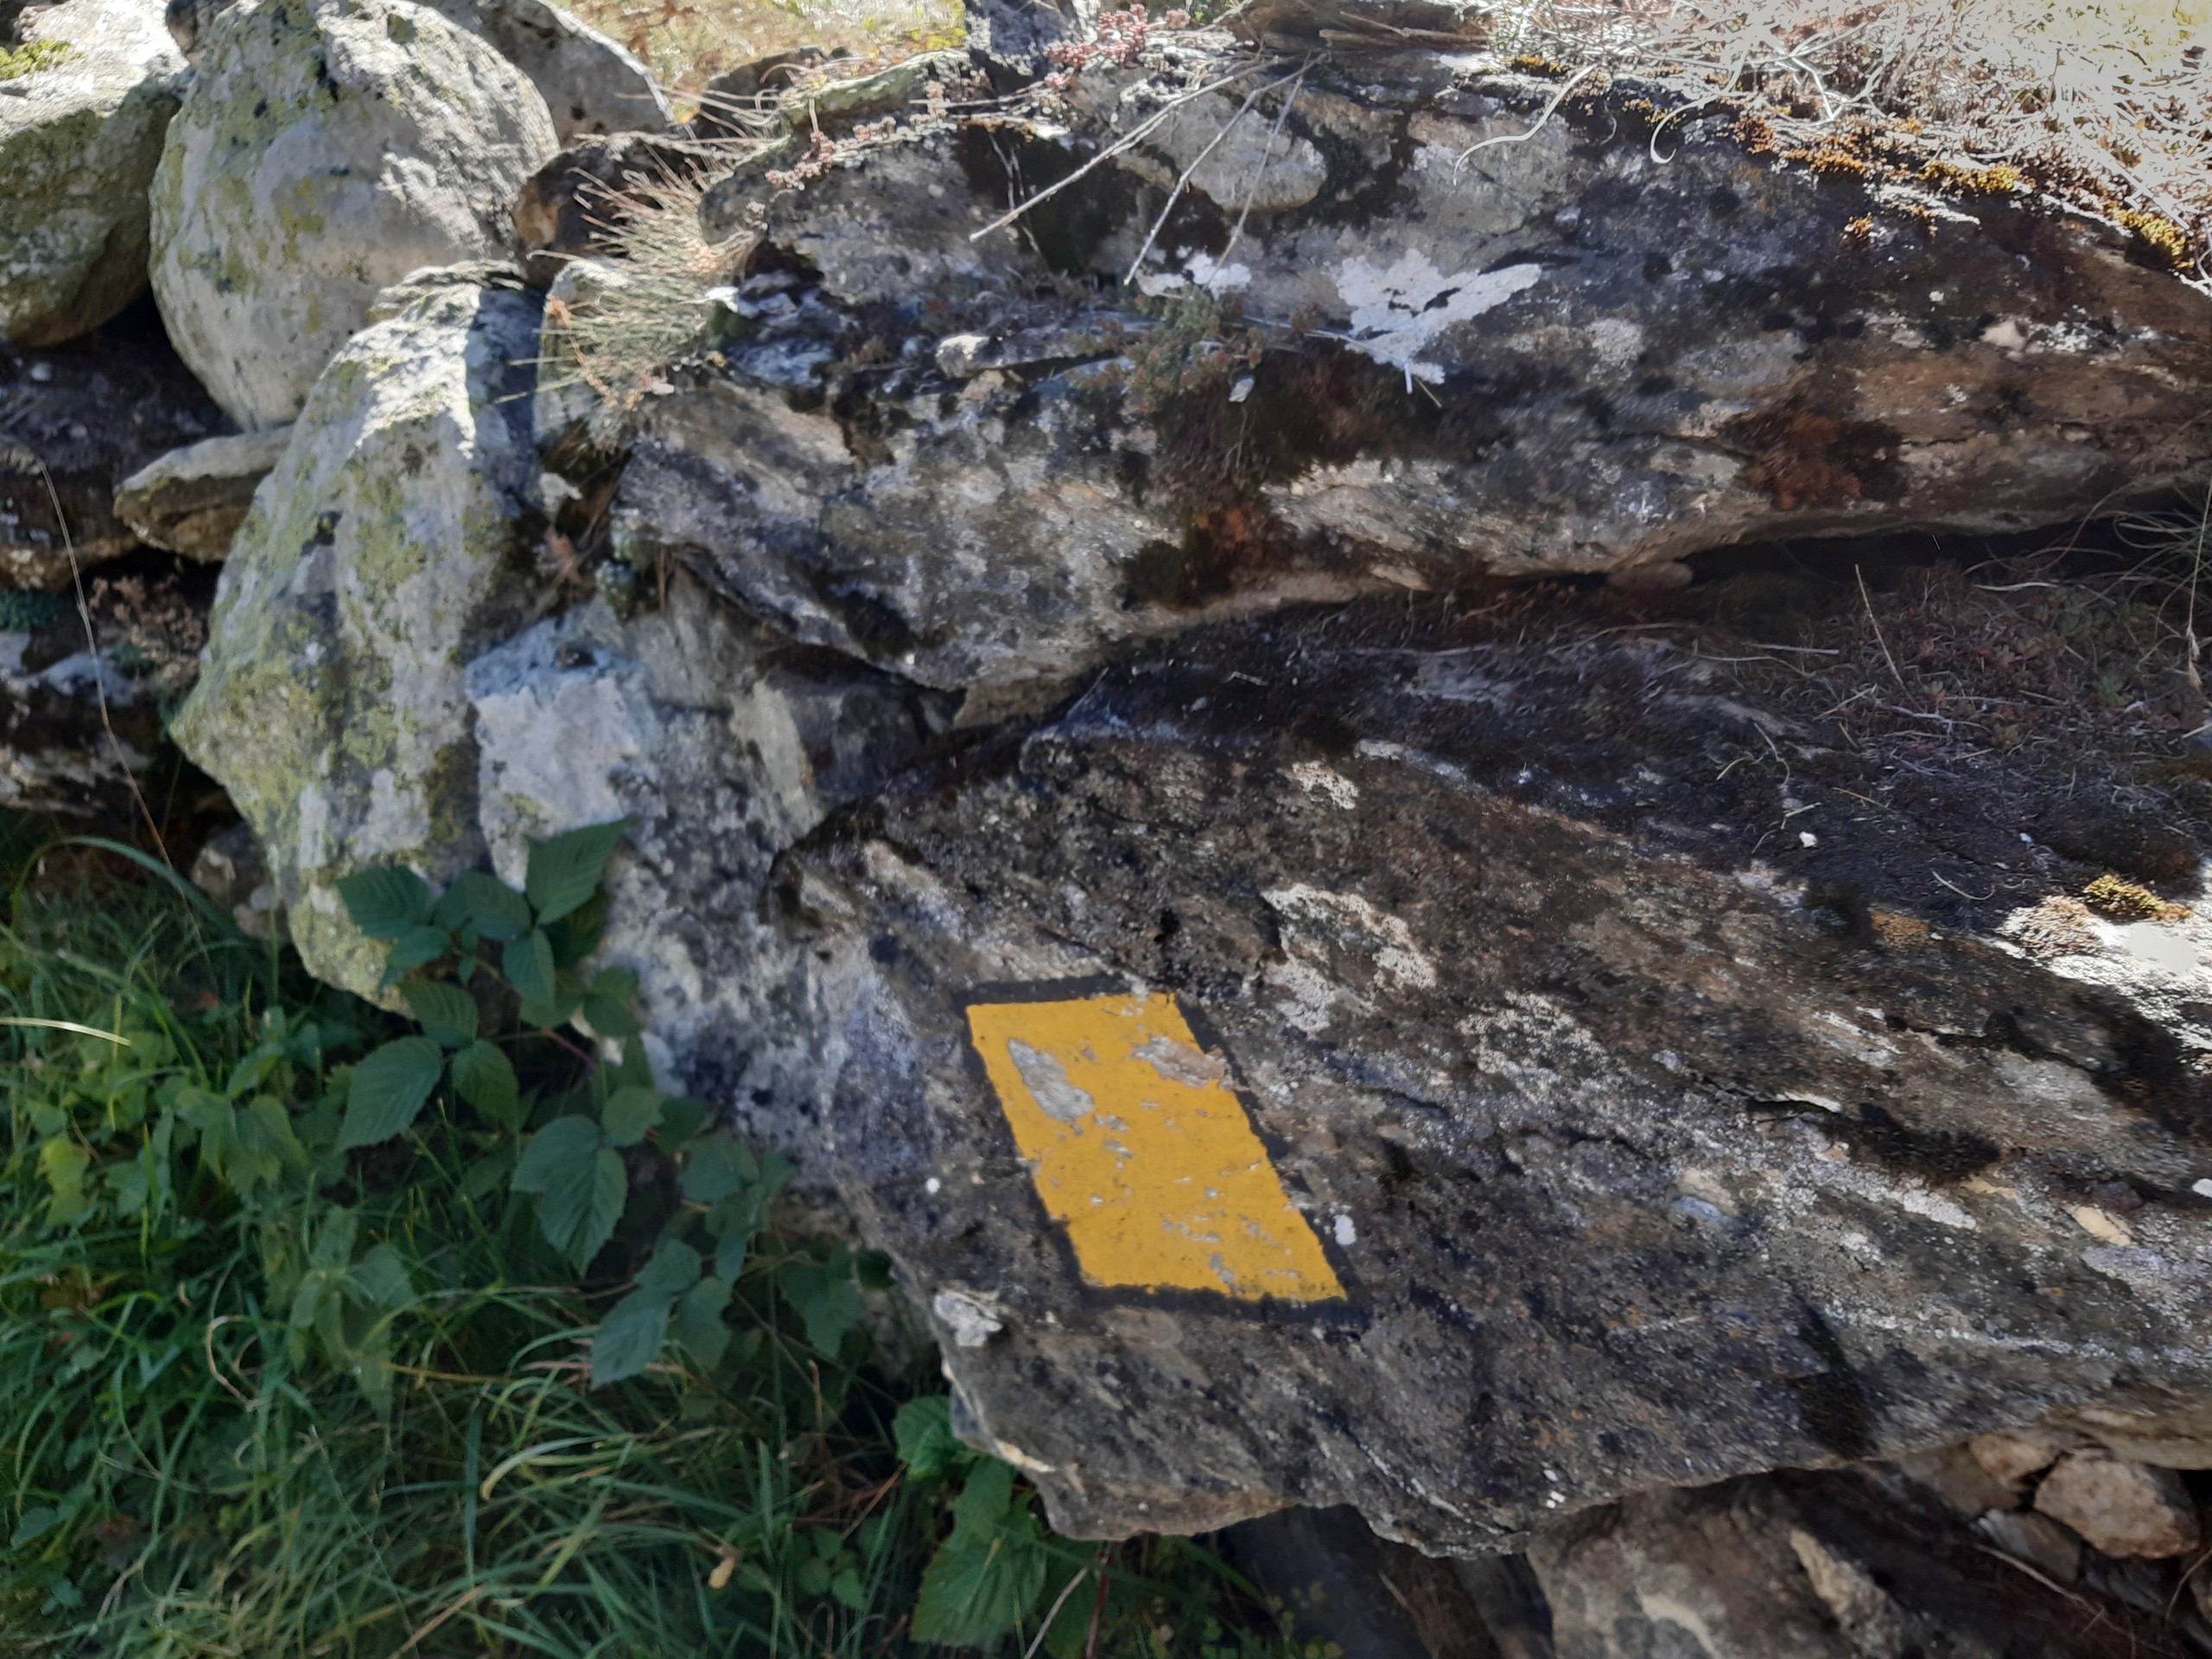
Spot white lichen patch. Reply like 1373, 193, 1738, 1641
1264, 881, 1439, 989
1326, 251, 1544, 389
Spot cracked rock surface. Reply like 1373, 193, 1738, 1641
784, 595, 2212, 1548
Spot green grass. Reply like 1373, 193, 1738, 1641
0, 834, 1325, 1658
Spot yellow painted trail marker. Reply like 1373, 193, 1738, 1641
965, 990, 1344, 1302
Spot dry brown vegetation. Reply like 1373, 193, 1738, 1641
1476, 0, 2211, 278
563, 0, 959, 105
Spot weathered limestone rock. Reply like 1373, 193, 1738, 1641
785, 596, 2212, 1550
2032, 1451, 2201, 1558
414, 0, 671, 142
636, 60, 2212, 690
2, 302, 231, 588
170, 266, 949, 1120
461, 587, 947, 1152
149, 0, 557, 429
170, 278, 546, 992
1967, 1428, 2079, 1489
113, 425, 290, 561
0, 0, 186, 348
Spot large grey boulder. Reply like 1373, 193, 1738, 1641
0, 0, 187, 348
170, 276, 547, 990
149, 0, 558, 429
783, 594, 2212, 1550
416, 0, 670, 141
632, 57, 2212, 692
171, 267, 947, 1090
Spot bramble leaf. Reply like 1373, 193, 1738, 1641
590, 1283, 672, 1386
438, 870, 533, 941
336, 868, 433, 940
636, 1236, 702, 1298
503, 929, 556, 1009
451, 1040, 520, 1128
680, 1132, 757, 1205
401, 980, 478, 1047
526, 820, 630, 925
893, 1395, 973, 1482
337, 1038, 444, 1150
601, 1084, 662, 1148
675, 1274, 732, 1369
516, 1119, 626, 1270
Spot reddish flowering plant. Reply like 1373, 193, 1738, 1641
1040, 3, 1189, 88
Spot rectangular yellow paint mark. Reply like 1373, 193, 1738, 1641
965, 991, 1343, 1302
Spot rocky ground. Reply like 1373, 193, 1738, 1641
5, 0, 2212, 1649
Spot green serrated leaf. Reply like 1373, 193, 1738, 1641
601, 1085, 662, 1147
336, 867, 433, 940
714, 1228, 747, 1284
658, 1096, 709, 1145
912, 1463, 1048, 1647
401, 980, 479, 1047
381, 925, 454, 982
451, 1040, 520, 1128
525, 820, 630, 925
580, 992, 642, 1039
588, 963, 640, 1002
503, 929, 557, 1010
545, 888, 610, 969
513, 1115, 601, 1192
680, 1132, 757, 1205
336, 1038, 444, 1150
591, 1284, 672, 1386
636, 1237, 702, 1298
675, 1274, 732, 1369
518, 1122, 626, 1272
784, 1260, 867, 1355
444, 870, 533, 940
893, 1396, 974, 1482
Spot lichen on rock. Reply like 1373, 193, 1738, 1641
171, 277, 546, 996
149, 0, 559, 429
0, 0, 187, 349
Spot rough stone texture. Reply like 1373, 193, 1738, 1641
642, 60, 2212, 691
1974, 1508, 2082, 1585
170, 279, 547, 994
461, 586, 948, 1153
113, 425, 290, 561
2051, 1399, 2212, 1469
149, 0, 557, 429
0, 548, 212, 822
415, 0, 671, 142
1967, 1427, 2079, 1489
1522, 1471, 2183, 1658
2, 298, 231, 588
2031, 1451, 2202, 1558
0, 612, 158, 819
785, 597, 2212, 1551
188, 818, 283, 939
0, 0, 187, 349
